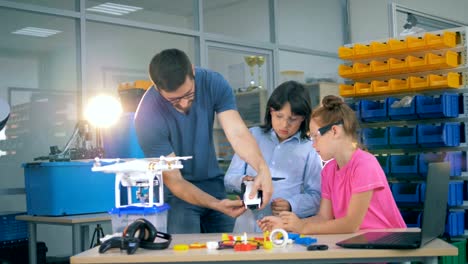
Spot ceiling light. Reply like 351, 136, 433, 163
86, 2, 143, 16
12, 27, 61, 38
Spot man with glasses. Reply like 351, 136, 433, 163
135, 49, 272, 234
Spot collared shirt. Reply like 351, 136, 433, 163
225, 126, 322, 218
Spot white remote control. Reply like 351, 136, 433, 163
241, 180, 262, 210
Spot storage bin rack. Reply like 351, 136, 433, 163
338, 27, 468, 241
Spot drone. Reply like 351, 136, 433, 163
92, 156, 192, 207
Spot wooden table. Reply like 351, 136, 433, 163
16, 213, 111, 264
70, 230, 458, 264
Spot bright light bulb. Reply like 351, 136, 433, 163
84, 95, 122, 128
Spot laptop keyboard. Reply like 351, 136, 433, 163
373, 232, 420, 244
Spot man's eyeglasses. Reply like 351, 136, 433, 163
309, 120, 343, 140
271, 109, 305, 126
159, 85, 195, 105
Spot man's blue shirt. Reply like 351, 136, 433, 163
134, 67, 236, 183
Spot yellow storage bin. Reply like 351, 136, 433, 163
339, 84, 355, 97
355, 82, 372, 95
353, 44, 371, 58
134, 80, 152, 90
406, 36, 426, 51
338, 46, 354, 60
426, 51, 459, 70
424, 31, 457, 49
389, 78, 409, 93
389, 58, 407, 74
370, 41, 389, 56
406, 55, 427, 70
338, 64, 354, 78
409, 76, 429, 91
353, 62, 371, 77
388, 38, 407, 53
371, 80, 390, 95
428, 72, 461, 89
370, 60, 389, 75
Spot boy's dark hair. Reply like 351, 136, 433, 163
149, 49, 194, 92
261, 81, 311, 139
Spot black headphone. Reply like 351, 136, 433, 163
124, 218, 172, 250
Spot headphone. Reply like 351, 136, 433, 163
123, 218, 172, 250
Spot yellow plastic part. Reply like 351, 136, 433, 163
371, 80, 390, 95
339, 84, 355, 97
338, 46, 354, 59
263, 241, 273, 249
354, 82, 372, 96
173, 244, 189, 251
338, 64, 354, 78
424, 31, 457, 49
409, 76, 429, 91
389, 78, 409, 93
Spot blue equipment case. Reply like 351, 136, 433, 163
23, 161, 116, 216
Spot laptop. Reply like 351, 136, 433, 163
336, 162, 450, 249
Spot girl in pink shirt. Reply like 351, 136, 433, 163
258, 95, 406, 234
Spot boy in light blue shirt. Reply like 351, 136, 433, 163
225, 81, 322, 232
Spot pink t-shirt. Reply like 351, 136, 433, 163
321, 149, 406, 230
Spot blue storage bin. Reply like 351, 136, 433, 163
348, 101, 361, 121
23, 161, 116, 216
392, 183, 421, 203
400, 210, 422, 228
417, 123, 460, 147
375, 155, 390, 174
448, 181, 464, 207
390, 154, 419, 175
388, 97, 417, 120
445, 211, 465, 237
389, 126, 417, 146
361, 127, 389, 148
0, 212, 28, 242
419, 152, 462, 177
416, 93, 459, 119
360, 99, 388, 122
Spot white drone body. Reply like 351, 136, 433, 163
92, 156, 192, 207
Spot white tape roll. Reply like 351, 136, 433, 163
269, 228, 289, 247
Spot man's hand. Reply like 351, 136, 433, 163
250, 166, 273, 210
217, 198, 246, 218
271, 198, 292, 216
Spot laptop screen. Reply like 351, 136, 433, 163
419, 162, 450, 245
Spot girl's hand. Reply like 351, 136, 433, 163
278, 211, 304, 233
257, 216, 283, 232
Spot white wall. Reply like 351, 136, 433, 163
349, 0, 468, 43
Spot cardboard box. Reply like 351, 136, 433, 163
23, 161, 115, 216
